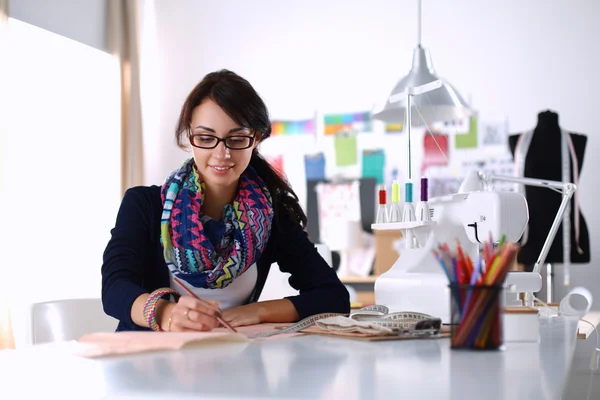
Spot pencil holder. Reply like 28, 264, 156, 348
449, 284, 504, 350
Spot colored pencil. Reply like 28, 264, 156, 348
432, 235, 518, 349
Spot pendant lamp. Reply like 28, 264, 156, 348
372, 0, 472, 124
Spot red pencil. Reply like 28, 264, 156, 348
172, 276, 238, 333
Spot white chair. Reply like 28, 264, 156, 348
30, 298, 118, 345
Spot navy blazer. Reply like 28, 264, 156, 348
101, 186, 350, 331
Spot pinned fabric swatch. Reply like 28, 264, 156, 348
334, 132, 358, 167
455, 115, 478, 149
304, 153, 326, 180
324, 111, 371, 136
315, 181, 361, 250
362, 149, 385, 184
422, 134, 449, 174
271, 118, 315, 136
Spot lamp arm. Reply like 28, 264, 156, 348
478, 172, 577, 274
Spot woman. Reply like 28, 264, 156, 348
102, 69, 350, 332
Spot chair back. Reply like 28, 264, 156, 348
31, 298, 117, 344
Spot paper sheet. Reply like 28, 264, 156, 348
334, 133, 358, 167
75, 331, 247, 358
213, 323, 304, 341
455, 115, 478, 149
422, 134, 449, 174
315, 181, 362, 251
73, 323, 305, 358
481, 121, 507, 146
304, 153, 326, 180
361, 149, 385, 184
324, 111, 371, 136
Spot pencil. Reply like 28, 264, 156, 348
172, 276, 238, 333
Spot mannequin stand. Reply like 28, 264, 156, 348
546, 263, 553, 303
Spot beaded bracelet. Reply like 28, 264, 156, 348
143, 288, 179, 331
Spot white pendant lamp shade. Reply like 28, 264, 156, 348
372, 46, 471, 124
372, 0, 472, 125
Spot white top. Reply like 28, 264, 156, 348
168, 263, 257, 310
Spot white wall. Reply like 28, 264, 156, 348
144, 0, 600, 307
2, 18, 121, 347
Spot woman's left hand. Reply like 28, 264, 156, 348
221, 303, 264, 327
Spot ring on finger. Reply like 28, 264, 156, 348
184, 309, 190, 320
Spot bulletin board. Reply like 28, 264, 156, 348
258, 109, 516, 240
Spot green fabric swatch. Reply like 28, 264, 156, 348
362, 149, 385, 184
334, 133, 358, 167
455, 116, 478, 149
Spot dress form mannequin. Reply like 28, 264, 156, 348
508, 110, 590, 275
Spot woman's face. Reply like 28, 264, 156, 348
189, 99, 259, 191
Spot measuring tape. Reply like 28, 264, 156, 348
248, 305, 441, 338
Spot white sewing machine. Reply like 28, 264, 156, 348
372, 170, 575, 323
370, 80, 577, 324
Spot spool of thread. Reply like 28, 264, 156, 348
376, 185, 388, 224
416, 177, 431, 222
378, 186, 387, 205
421, 177, 428, 201
389, 180, 402, 223
405, 182, 413, 203
392, 180, 400, 203
559, 286, 593, 317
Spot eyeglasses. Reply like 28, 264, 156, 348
188, 131, 256, 150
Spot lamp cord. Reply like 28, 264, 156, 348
417, 0, 422, 47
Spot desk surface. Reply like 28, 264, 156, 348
0, 317, 580, 400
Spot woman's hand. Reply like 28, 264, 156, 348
159, 296, 221, 332
221, 303, 265, 327
221, 299, 299, 327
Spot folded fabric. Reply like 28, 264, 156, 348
315, 316, 395, 336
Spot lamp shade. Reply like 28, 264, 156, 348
372, 45, 472, 124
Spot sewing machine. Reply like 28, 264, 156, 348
371, 80, 577, 324
372, 170, 554, 323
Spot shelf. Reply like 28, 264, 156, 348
339, 275, 379, 284
371, 220, 436, 231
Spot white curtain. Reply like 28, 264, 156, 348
107, 0, 145, 195
0, 0, 15, 350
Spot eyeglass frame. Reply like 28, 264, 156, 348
188, 129, 257, 150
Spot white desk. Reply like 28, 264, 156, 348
0, 317, 581, 400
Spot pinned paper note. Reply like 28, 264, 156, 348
362, 149, 385, 184
304, 153, 326, 180
315, 181, 361, 251
271, 118, 315, 136
455, 115, 478, 149
422, 133, 449, 174
385, 123, 404, 134
481, 121, 507, 147
324, 111, 372, 136
334, 132, 357, 167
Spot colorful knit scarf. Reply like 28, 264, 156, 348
160, 158, 273, 289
